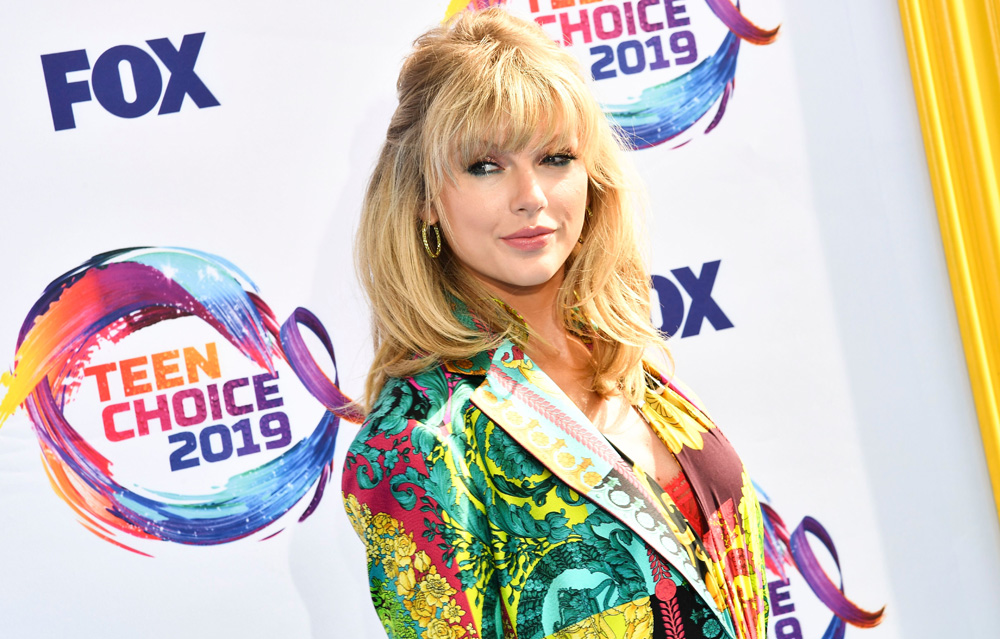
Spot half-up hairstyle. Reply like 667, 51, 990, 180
356, 8, 666, 409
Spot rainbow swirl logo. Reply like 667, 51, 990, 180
757, 487, 886, 638
0, 247, 358, 555
446, 0, 779, 149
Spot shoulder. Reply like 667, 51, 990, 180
340, 363, 492, 554
357, 364, 481, 439
341, 364, 484, 495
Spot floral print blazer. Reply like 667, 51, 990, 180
342, 333, 769, 639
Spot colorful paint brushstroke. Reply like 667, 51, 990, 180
445, 0, 778, 149
757, 486, 886, 639
0, 247, 359, 554
444, 0, 506, 15
614, 1, 777, 148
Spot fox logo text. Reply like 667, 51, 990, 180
41, 32, 219, 131
652, 259, 733, 338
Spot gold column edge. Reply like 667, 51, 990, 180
898, 0, 1000, 525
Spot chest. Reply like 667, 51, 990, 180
591, 395, 684, 491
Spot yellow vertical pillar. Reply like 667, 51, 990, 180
898, 0, 1000, 522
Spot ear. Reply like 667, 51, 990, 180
424, 205, 440, 226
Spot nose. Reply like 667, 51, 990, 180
511, 166, 547, 215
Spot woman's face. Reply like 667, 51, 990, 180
430, 136, 589, 298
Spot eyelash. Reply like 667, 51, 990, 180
543, 152, 576, 167
466, 152, 577, 176
467, 159, 501, 176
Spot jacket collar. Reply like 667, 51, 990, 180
441, 295, 591, 377
440, 296, 502, 377
467, 338, 734, 636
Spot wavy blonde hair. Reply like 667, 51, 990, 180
356, 8, 665, 409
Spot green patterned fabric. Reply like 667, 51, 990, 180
343, 318, 768, 639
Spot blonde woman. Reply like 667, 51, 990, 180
343, 9, 768, 639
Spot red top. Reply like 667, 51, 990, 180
663, 470, 707, 539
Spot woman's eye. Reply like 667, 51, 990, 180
542, 153, 576, 167
467, 160, 501, 176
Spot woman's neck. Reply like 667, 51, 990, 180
484, 269, 571, 355
481, 270, 603, 415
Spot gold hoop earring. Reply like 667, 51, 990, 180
422, 221, 442, 258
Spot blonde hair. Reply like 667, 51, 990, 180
356, 8, 665, 409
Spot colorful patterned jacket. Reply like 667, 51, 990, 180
342, 335, 769, 639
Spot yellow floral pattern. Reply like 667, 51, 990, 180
345, 493, 472, 639
640, 385, 710, 454
550, 598, 654, 639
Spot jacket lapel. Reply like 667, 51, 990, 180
468, 340, 733, 635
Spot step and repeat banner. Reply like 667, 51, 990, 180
2, 1, 999, 638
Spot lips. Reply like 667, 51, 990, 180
501, 227, 555, 250
502, 226, 554, 240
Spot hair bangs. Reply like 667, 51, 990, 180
423, 49, 597, 195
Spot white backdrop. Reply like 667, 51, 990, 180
1, 1, 998, 638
